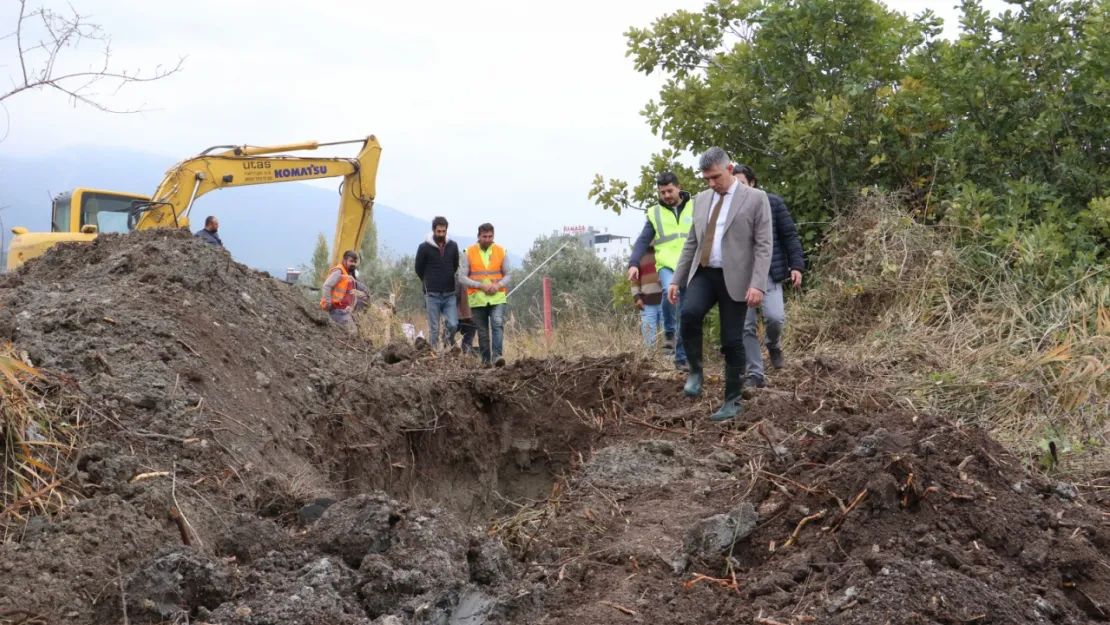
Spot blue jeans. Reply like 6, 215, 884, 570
658, 267, 687, 363
471, 303, 505, 363
639, 303, 664, 347
424, 293, 458, 348
744, 280, 785, 380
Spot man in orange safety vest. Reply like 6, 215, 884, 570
320, 250, 360, 334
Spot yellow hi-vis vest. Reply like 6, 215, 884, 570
466, 243, 508, 308
647, 201, 693, 271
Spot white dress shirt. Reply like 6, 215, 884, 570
708, 178, 739, 268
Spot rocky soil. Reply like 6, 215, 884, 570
0, 230, 1106, 625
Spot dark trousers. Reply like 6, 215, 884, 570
456, 317, 478, 353
680, 267, 748, 367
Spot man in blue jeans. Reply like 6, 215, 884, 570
628, 172, 693, 370
414, 216, 461, 349
458, 223, 512, 366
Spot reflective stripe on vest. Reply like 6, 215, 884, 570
320, 265, 353, 309
648, 202, 693, 271
466, 244, 507, 307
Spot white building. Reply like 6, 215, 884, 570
555, 225, 631, 263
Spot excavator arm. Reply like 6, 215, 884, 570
132, 136, 381, 267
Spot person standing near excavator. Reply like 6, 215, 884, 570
194, 216, 223, 247
415, 216, 461, 349
459, 223, 511, 366
320, 251, 360, 334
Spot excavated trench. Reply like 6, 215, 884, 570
298, 361, 625, 526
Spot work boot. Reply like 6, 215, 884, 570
663, 333, 676, 355
683, 339, 702, 397
675, 360, 689, 373
744, 374, 766, 389
710, 365, 745, 422
769, 348, 784, 370
494, 356, 506, 368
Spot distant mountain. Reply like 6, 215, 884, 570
0, 147, 517, 276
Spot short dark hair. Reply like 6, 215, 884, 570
734, 164, 757, 188
478, 223, 494, 235
205, 216, 217, 227
342, 250, 359, 262
432, 216, 449, 230
655, 171, 680, 187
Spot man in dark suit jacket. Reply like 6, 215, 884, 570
668, 147, 773, 421
733, 165, 806, 387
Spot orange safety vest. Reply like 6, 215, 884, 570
466, 244, 506, 297
320, 265, 354, 310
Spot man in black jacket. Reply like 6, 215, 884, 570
734, 165, 805, 386
415, 216, 461, 349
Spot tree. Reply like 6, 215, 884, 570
511, 234, 624, 328
311, 233, 330, 288
594, 0, 1110, 267
2, 1, 185, 115
359, 216, 378, 267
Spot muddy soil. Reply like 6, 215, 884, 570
0, 230, 1107, 625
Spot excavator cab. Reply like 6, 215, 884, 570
54, 188, 150, 235
8, 188, 150, 271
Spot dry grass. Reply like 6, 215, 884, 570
0, 344, 81, 533
504, 306, 646, 361
786, 195, 1110, 473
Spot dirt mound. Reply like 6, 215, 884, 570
523, 369, 1110, 625
0, 231, 1107, 625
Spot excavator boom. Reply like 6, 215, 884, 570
135, 136, 381, 267
7, 136, 382, 271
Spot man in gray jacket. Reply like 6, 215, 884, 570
667, 147, 773, 421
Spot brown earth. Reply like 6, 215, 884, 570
0, 230, 1107, 625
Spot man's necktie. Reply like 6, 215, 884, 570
700, 193, 727, 267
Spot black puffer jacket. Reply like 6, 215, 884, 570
768, 193, 805, 284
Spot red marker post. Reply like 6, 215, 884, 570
542, 277, 553, 342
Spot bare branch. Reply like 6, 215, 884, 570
2, 1, 184, 115
16, 0, 30, 85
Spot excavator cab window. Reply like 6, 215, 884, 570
51, 196, 72, 233
80, 192, 136, 234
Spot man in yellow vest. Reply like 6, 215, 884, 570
458, 223, 512, 366
628, 172, 693, 370
320, 250, 360, 334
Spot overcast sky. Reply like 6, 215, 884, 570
3, 0, 1008, 255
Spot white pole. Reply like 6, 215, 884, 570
508, 242, 571, 297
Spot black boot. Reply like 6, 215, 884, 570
683, 336, 703, 397
710, 364, 745, 422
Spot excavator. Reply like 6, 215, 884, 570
6, 136, 383, 273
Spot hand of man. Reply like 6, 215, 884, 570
627, 267, 640, 282
790, 270, 803, 288
484, 283, 499, 295
634, 299, 644, 311
746, 287, 764, 307
667, 284, 680, 305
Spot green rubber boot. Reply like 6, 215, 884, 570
710, 364, 745, 422
683, 336, 703, 397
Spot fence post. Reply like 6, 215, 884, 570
542, 277, 553, 342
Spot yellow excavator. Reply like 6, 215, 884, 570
6, 136, 382, 272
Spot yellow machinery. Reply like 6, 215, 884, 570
6, 136, 382, 271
